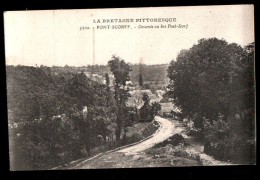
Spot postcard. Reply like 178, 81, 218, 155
4, 5, 255, 170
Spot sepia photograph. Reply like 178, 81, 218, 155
4, 5, 255, 170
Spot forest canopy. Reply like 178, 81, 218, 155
167, 38, 255, 163
7, 66, 117, 170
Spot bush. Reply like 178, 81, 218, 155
203, 118, 230, 160
203, 116, 256, 164
125, 132, 143, 144
187, 129, 203, 138
125, 121, 160, 145
140, 121, 159, 138
192, 113, 204, 129
168, 134, 185, 146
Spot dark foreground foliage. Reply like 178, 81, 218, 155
167, 38, 255, 164
7, 66, 119, 170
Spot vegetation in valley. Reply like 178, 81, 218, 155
7, 66, 118, 170
7, 54, 164, 170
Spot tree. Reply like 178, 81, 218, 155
167, 38, 255, 163
142, 92, 150, 104
64, 72, 95, 109
108, 55, 132, 142
167, 38, 244, 121
139, 93, 153, 122
6, 66, 117, 169
105, 73, 110, 87
151, 102, 161, 118
105, 73, 110, 107
139, 73, 143, 86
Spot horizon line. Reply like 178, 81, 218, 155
5, 63, 170, 67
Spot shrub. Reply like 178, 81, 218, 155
192, 113, 204, 129
203, 118, 230, 160
140, 121, 159, 138
203, 114, 256, 164
125, 132, 143, 144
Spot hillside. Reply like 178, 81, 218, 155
44, 64, 169, 85
6, 65, 118, 170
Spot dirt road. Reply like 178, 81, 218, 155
70, 116, 177, 169
118, 116, 175, 155
63, 116, 229, 169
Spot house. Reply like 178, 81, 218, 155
127, 89, 164, 108
170, 106, 182, 119
91, 76, 103, 84
127, 89, 164, 121
158, 102, 182, 119
127, 86, 135, 91
149, 94, 163, 104
83, 72, 91, 77
126, 89, 154, 107
158, 102, 174, 117
141, 89, 153, 96
155, 90, 166, 97
126, 80, 133, 86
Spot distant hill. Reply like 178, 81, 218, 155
45, 64, 169, 85
129, 64, 169, 85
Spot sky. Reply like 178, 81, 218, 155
4, 5, 254, 66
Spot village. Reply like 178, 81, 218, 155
80, 69, 181, 122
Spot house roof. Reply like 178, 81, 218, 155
159, 103, 181, 113
159, 103, 173, 113
126, 80, 132, 85
160, 102, 173, 107
137, 102, 144, 109
141, 89, 152, 95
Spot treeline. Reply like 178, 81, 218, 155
6, 61, 134, 170
85, 63, 169, 85
167, 38, 255, 164
33, 63, 169, 85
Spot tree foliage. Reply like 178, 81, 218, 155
167, 38, 255, 163
7, 66, 117, 170
151, 102, 161, 118
139, 73, 143, 86
108, 55, 132, 143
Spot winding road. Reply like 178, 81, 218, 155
70, 116, 176, 169
67, 116, 231, 169
118, 116, 175, 155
